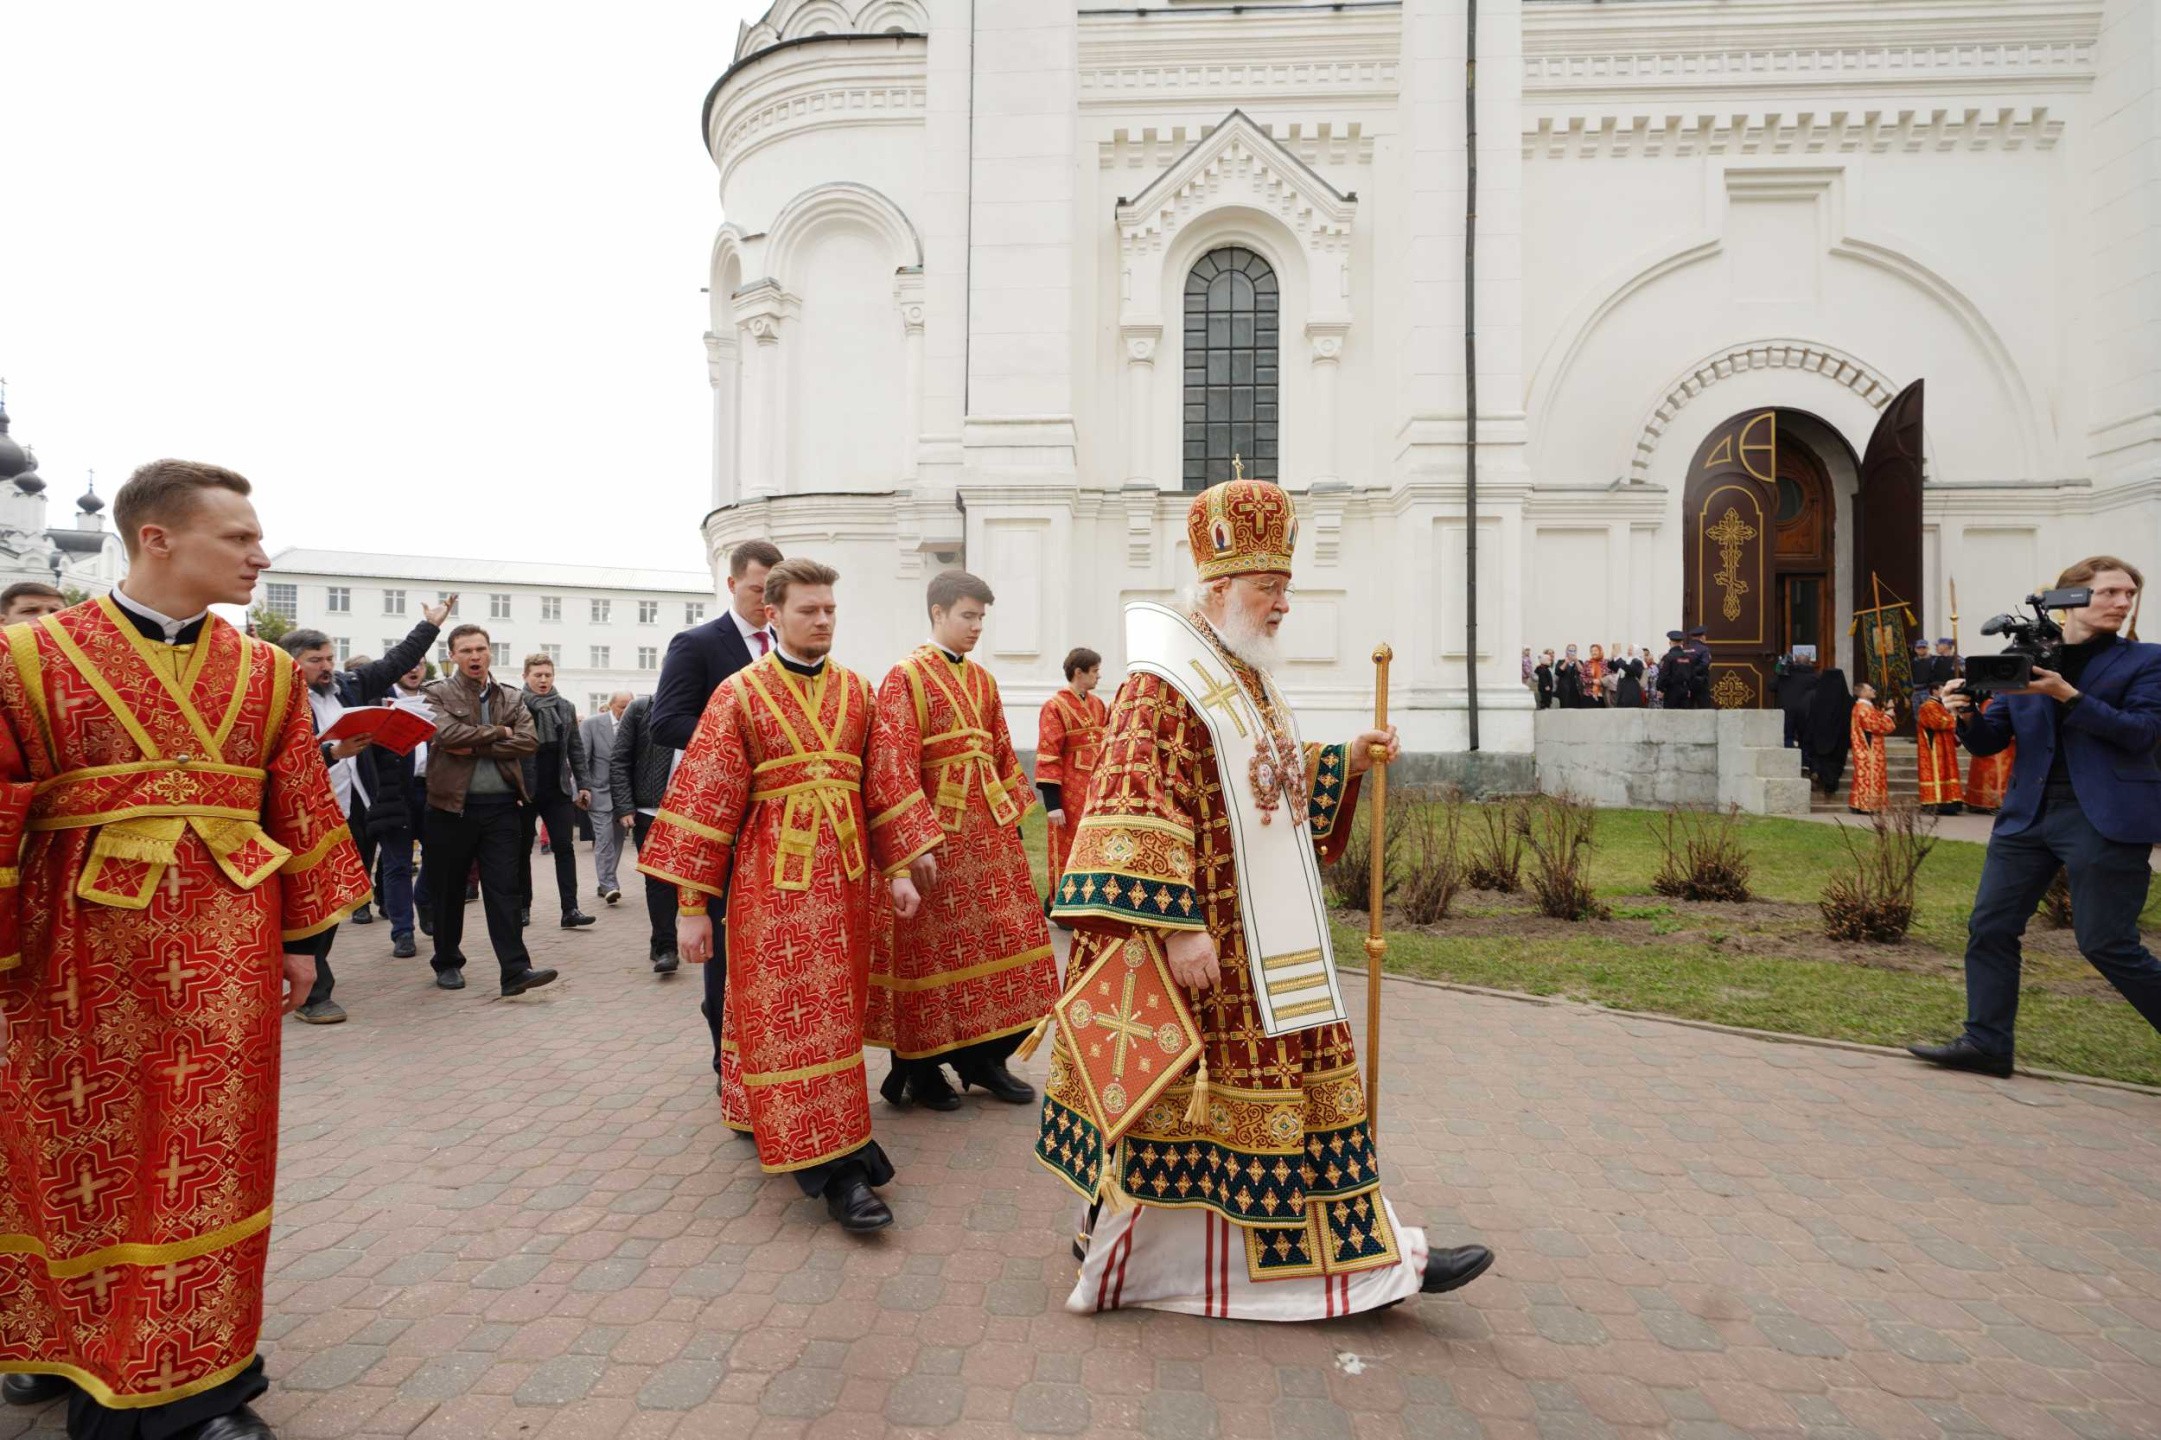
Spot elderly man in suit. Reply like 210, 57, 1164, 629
581, 691, 633, 905
1912, 557, 2161, 1078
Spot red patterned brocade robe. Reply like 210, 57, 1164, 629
1967, 738, 2014, 812
1036, 688, 1109, 892
1915, 698, 1963, 807
1035, 652, 1424, 1306
1848, 698, 1897, 813
867, 648, 1057, 1061
0, 600, 368, 1410
636, 653, 941, 1175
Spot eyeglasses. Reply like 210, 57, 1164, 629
1237, 577, 1296, 600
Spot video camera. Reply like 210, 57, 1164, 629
1961, 587, 2093, 698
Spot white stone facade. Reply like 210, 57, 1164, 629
258, 550, 716, 715
695, 0, 2160, 756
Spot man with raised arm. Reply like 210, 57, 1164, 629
1034, 476, 1494, 1320
0, 460, 370, 1439
637, 559, 943, 1232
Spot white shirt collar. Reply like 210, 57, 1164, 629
111, 584, 209, 644
930, 640, 964, 664
729, 608, 773, 647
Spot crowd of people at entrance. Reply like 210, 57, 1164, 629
1526, 627, 1719, 710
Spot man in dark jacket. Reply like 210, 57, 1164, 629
1684, 626, 1714, 708
517, 654, 598, 930
1656, 631, 1692, 708
277, 601, 448, 1022
612, 696, 681, 979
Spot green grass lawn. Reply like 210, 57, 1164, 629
1027, 801, 2161, 1087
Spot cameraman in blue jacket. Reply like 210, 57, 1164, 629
1910, 557, 2161, 1078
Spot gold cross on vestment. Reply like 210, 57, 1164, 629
82, 1268, 118, 1304
1187, 660, 1249, 739
162, 1043, 206, 1099
158, 1143, 200, 1202
62, 1067, 91, 1120
50, 972, 80, 1024
152, 1259, 189, 1300
157, 953, 198, 1002
151, 1355, 185, 1393
71, 1164, 106, 1212
1094, 969, 1156, 1078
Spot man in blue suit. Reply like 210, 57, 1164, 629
648, 538, 781, 1086
1910, 558, 2161, 1078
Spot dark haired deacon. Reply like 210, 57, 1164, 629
865, 572, 1060, 1110
1912, 558, 2161, 1078
0, 460, 370, 1439
0, 581, 66, 624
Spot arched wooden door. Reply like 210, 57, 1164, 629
1682, 410, 1778, 707
1855, 380, 1925, 630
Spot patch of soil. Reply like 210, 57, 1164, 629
1345, 893, 2151, 1003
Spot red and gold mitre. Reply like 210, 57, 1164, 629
1186, 477, 1297, 582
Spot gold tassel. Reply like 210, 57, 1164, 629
1013, 1014, 1053, 1062
1181, 1050, 1212, 1128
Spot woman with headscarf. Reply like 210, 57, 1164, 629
1615, 647, 1646, 708
1804, 667, 1856, 798
1585, 644, 1608, 706
1534, 650, 1556, 709
1555, 644, 1585, 708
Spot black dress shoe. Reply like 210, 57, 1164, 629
501, 966, 559, 997
184, 1404, 277, 1439
393, 934, 417, 959
349, 903, 374, 926
825, 1176, 894, 1233
519, 907, 531, 927
434, 967, 466, 991
561, 910, 597, 929
2, 1372, 70, 1405
1908, 1036, 2013, 1079
653, 951, 680, 975
1421, 1245, 1496, 1294
959, 1059, 1036, 1105
911, 1066, 963, 1111
418, 910, 434, 937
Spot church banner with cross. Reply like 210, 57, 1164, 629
1051, 931, 1204, 1148
1121, 600, 1349, 1038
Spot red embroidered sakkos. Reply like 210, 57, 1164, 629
865, 648, 1057, 1060
1967, 739, 2014, 811
1036, 688, 1109, 892
1848, 698, 1898, 812
0, 599, 368, 1410
636, 653, 940, 1174
1915, 698, 1964, 807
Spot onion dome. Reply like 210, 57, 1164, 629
0, 397, 27, 482
13, 452, 45, 495
77, 476, 103, 515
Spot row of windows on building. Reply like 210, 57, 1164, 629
261, 583, 706, 628
317, 637, 662, 673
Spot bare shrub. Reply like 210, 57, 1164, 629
2040, 868, 2073, 929
1649, 805, 1755, 903
1329, 788, 1409, 910
1465, 797, 1526, 892
1820, 804, 1938, 943
1398, 787, 1468, 925
1517, 793, 1610, 922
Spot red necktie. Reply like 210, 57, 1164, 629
755, 632, 769, 656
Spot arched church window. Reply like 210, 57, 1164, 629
1183, 246, 1278, 490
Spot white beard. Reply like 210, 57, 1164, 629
1185, 584, 1281, 675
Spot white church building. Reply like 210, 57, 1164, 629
693, 0, 2158, 772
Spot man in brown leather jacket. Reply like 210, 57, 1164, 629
420, 624, 558, 996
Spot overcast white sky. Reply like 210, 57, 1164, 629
1, 1, 770, 574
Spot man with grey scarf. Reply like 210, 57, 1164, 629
516, 653, 599, 929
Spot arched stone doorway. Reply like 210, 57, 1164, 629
1681, 390, 1921, 707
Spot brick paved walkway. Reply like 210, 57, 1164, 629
9, 852, 2161, 1440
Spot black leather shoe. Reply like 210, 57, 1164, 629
561, 910, 597, 929
911, 1066, 963, 1111
349, 903, 374, 926
1421, 1245, 1496, 1294
959, 1059, 1036, 1105
520, 907, 531, 927
434, 967, 466, 991
825, 1176, 894, 1233
1908, 1036, 2013, 1079
418, 910, 434, 937
184, 1404, 277, 1439
3, 1372, 70, 1405
502, 967, 558, 997
653, 951, 680, 975
393, 934, 417, 959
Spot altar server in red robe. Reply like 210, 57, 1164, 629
0, 461, 370, 1440
867, 572, 1059, 1111
1036, 647, 1109, 920
1915, 685, 1965, 814
638, 559, 941, 1233
1848, 680, 1899, 813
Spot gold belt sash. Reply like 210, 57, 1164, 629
29, 761, 288, 907
921, 728, 1021, 831
749, 750, 865, 892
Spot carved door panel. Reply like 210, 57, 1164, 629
1682, 410, 1777, 707
1856, 380, 1924, 625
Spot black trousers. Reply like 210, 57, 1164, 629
518, 790, 580, 916
287, 925, 338, 1007
424, 798, 531, 981
892, 1032, 1023, 1084
59, 1355, 267, 1440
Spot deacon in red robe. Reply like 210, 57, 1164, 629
1848, 682, 1899, 813
0, 462, 369, 1440
1967, 735, 2014, 812
638, 558, 941, 1234
866, 572, 1059, 1111
1915, 688, 1965, 813
1036, 647, 1109, 912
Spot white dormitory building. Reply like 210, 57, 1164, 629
690, 0, 2161, 781
257, 551, 715, 714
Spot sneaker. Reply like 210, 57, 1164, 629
502, 966, 559, 997
392, 934, 417, 959
603, 888, 622, 906
296, 999, 347, 1025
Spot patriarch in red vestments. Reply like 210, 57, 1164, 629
866, 572, 1059, 1111
1914, 687, 1965, 814
1036, 647, 1109, 922
1848, 682, 1899, 813
0, 461, 370, 1440
637, 559, 942, 1234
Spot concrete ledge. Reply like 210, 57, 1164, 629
1535, 709, 1809, 816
